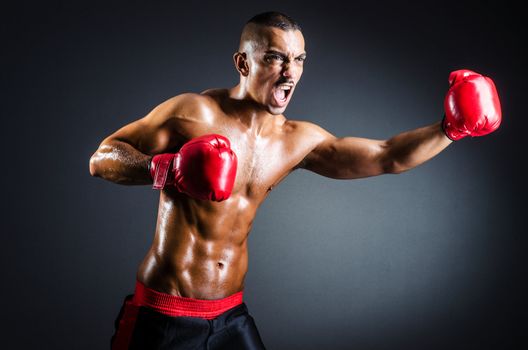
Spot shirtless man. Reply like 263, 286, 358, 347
89, 11, 501, 350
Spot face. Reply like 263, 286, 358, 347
242, 27, 306, 115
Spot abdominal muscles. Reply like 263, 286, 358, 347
137, 191, 256, 300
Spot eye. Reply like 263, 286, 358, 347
295, 56, 306, 62
265, 54, 283, 63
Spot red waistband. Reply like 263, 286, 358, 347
132, 280, 244, 320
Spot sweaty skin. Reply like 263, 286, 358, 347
89, 26, 452, 300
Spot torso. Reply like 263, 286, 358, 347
137, 89, 321, 299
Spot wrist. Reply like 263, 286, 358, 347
441, 115, 459, 142
151, 153, 176, 190
147, 156, 154, 178
440, 115, 450, 140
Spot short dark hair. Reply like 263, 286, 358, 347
246, 11, 301, 31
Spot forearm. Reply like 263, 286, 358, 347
384, 121, 452, 174
89, 140, 152, 185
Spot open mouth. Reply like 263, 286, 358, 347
272, 84, 293, 106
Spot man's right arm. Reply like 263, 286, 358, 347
89, 96, 187, 185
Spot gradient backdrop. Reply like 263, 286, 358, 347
2, 0, 526, 349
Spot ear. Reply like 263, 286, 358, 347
233, 52, 249, 77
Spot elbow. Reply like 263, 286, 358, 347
389, 166, 406, 175
380, 144, 409, 175
383, 159, 408, 175
89, 154, 100, 177
89, 148, 107, 177
388, 161, 403, 174
89, 141, 114, 177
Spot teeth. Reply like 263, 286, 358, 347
279, 85, 292, 90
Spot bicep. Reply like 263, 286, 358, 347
302, 132, 391, 179
102, 98, 185, 155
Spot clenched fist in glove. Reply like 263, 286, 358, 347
442, 69, 502, 141
149, 134, 238, 201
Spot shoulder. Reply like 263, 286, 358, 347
283, 119, 336, 143
161, 92, 218, 115
279, 119, 338, 169
200, 88, 229, 98
146, 92, 222, 126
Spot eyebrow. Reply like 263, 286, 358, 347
265, 49, 307, 59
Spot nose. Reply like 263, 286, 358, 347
281, 62, 293, 79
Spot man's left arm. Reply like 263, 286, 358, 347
299, 69, 502, 179
298, 121, 451, 179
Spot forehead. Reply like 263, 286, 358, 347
256, 27, 305, 55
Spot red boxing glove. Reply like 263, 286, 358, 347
442, 69, 502, 141
150, 134, 238, 202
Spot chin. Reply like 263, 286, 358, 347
267, 105, 287, 115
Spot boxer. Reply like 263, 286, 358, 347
89, 11, 501, 350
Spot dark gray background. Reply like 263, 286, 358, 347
2, 0, 526, 349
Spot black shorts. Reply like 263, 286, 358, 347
111, 294, 266, 350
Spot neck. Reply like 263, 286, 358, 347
228, 84, 273, 117
227, 84, 278, 132
228, 83, 254, 103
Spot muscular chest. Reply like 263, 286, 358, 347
175, 97, 307, 199
230, 134, 290, 197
